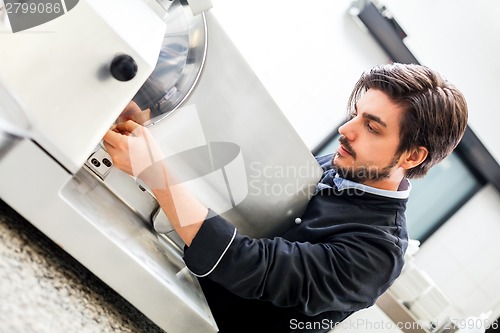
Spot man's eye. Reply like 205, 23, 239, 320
367, 123, 377, 134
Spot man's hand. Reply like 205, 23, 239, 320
102, 118, 207, 246
103, 120, 167, 189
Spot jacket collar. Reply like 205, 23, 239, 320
316, 169, 411, 199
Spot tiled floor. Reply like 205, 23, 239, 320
0, 200, 165, 333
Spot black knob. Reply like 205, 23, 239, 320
110, 54, 138, 81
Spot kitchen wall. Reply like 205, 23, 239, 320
212, 0, 500, 323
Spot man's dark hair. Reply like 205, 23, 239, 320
347, 63, 469, 179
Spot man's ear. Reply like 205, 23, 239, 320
400, 147, 428, 170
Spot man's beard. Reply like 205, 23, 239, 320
333, 157, 398, 184
334, 136, 400, 184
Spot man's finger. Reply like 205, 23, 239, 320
102, 140, 114, 154
115, 120, 140, 134
102, 129, 123, 147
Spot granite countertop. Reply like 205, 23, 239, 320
0, 200, 166, 333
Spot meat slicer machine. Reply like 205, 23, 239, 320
0, 0, 322, 331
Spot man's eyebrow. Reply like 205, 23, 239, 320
362, 113, 387, 127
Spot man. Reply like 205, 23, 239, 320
103, 63, 468, 332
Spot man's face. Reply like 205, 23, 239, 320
333, 89, 404, 186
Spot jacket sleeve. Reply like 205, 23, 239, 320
183, 213, 404, 316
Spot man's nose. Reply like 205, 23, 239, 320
338, 118, 356, 141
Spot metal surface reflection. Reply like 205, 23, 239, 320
131, 0, 207, 125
